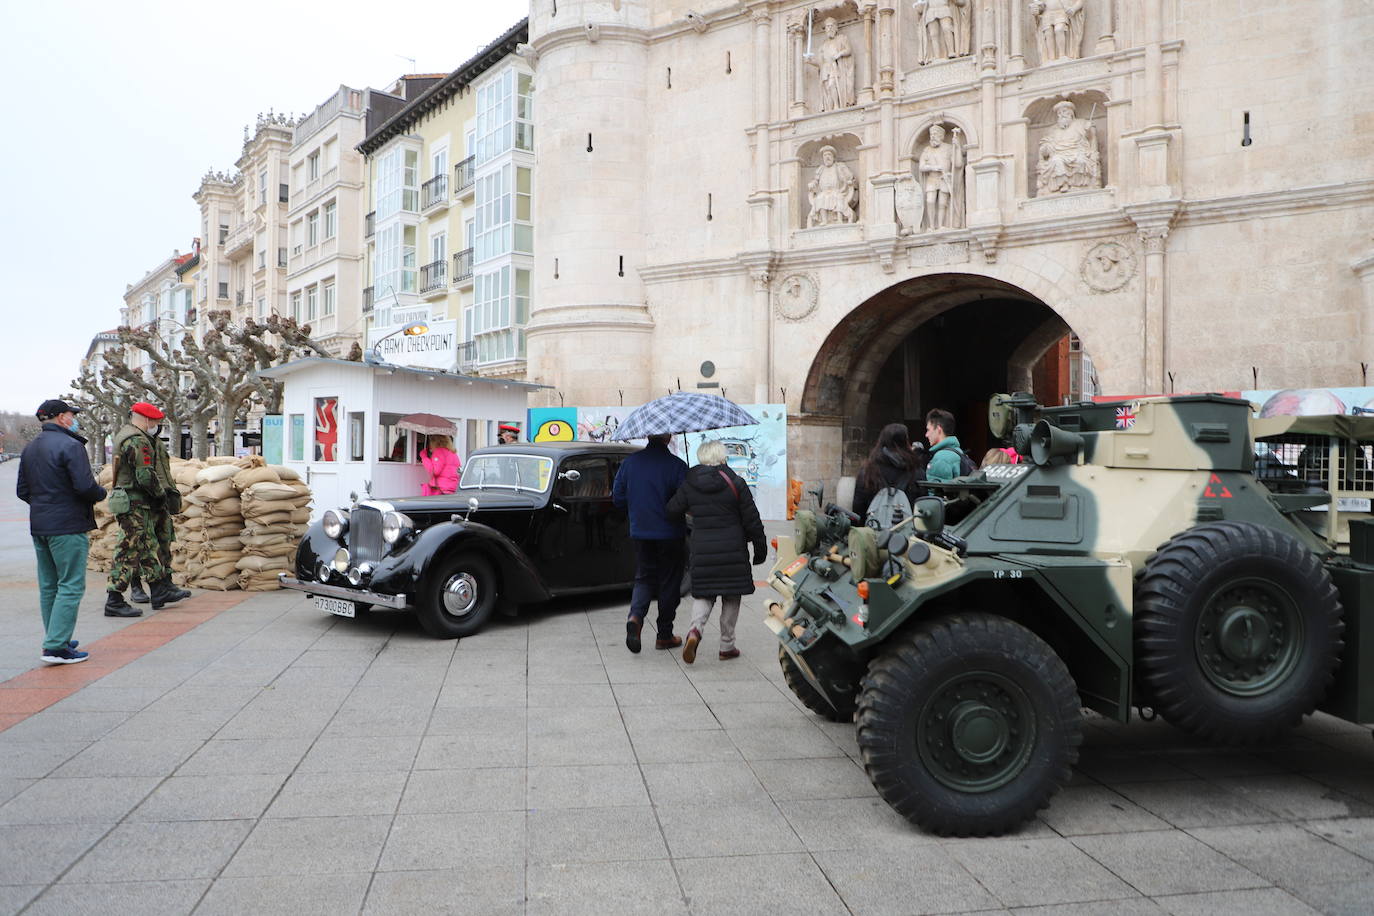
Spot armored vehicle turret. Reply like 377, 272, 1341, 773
769, 394, 1374, 836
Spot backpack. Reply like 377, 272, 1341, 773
954, 448, 978, 477
865, 470, 915, 531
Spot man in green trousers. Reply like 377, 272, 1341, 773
16, 398, 107, 665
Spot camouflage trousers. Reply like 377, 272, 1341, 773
108, 505, 174, 592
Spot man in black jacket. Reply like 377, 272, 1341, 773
16, 399, 107, 664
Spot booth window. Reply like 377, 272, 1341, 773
314, 397, 339, 462
348, 412, 365, 462
289, 414, 305, 461
379, 412, 408, 462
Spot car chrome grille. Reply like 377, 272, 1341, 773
350, 506, 384, 564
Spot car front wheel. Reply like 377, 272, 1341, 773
417, 552, 497, 639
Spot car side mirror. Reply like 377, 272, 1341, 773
913, 496, 945, 535
557, 469, 582, 482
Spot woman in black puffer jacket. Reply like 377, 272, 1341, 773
666, 440, 767, 664
851, 423, 925, 520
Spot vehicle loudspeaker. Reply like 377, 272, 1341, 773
1030, 420, 1084, 467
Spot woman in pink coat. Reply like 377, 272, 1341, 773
419, 434, 460, 495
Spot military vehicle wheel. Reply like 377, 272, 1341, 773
1134, 521, 1344, 743
856, 613, 1081, 836
779, 648, 855, 722
417, 553, 497, 639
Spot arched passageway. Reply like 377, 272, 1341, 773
801, 273, 1099, 471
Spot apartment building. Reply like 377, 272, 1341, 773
358, 20, 530, 377
285, 85, 407, 356
120, 243, 199, 375
192, 113, 295, 332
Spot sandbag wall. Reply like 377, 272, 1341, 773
235, 464, 312, 591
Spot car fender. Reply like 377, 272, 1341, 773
374, 519, 553, 604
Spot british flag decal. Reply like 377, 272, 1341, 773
1115, 405, 1137, 429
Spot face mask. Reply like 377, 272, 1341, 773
69, 417, 80, 432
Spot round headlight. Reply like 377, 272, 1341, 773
316, 560, 331, 582
346, 567, 363, 586
322, 509, 349, 540
332, 547, 350, 572
382, 511, 414, 544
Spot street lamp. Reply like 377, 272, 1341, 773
369, 321, 430, 364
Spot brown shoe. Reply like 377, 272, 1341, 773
682, 628, 701, 664
655, 635, 683, 650
719, 648, 741, 660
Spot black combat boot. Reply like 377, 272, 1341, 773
130, 578, 150, 604
104, 591, 143, 618
149, 579, 191, 610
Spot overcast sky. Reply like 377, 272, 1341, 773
0, 0, 528, 415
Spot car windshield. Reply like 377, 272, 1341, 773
459, 454, 554, 493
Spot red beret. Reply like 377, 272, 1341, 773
499, 424, 520, 433
131, 402, 165, 420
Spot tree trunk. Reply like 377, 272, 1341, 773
191, 415, 210, 461
216, 406, 237, 456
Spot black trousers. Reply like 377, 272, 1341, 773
629, 538, 685, 639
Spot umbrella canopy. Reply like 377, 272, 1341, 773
613, 392, 758, 440
396, 413, 456, 436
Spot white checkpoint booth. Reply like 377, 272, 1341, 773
259, 357, 543, 520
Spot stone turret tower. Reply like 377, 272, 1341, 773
527, 0, 654, 407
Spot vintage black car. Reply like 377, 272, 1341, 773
279, 442, 640, 637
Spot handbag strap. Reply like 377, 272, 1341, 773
717, 469, 739, 500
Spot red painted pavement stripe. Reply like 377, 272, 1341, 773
0, 591, 253, 733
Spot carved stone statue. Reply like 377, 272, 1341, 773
1030, 0, 1086, 62
805, 17, 857, 111
894, 175, 924, 236
1036, 100, 1100, 194
807, 146, 857, 227
913, 0, 971, 64
916, 125, 965, 230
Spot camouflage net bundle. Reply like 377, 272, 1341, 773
234, 464, 312, 591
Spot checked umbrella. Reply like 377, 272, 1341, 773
612, 392, 758, 440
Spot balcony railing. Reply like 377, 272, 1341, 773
421, 174, 449, 211
363, 286, 373, 313
419, 259, 447, 294
452, 248, 474, 285
365, 211, 375, 238
455, 156, 475, 194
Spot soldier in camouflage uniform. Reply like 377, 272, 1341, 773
104, 402, 190, 616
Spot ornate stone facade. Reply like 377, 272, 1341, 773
528, 1, 1374, 491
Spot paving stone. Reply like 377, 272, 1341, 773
223, 815, 390, 877
50, 737, 204, 778
526, 764, 646, 809
1010, 899, 1165, 915
1072, 830, 1269, 896
1038, 785, 1173, 836
297, 735, 421, 773
1286, 876, 1374, 915
706, 700, 815, 731
63, 820, 252, 882
678, 851, 849, 915
726, 724, 848, 761
379, 811, 525, 871
398, 767, 526, 814
1304, 816, 1374, 860
130, 774, 285, 822
641, 759, 769, 806
414, 731, 525, 769
1211, 774, 1371, 820
1113, 780, 1279, 829
0, 823, 110, 885
816, 846, 1001, 915
0, 886, 41, 914
629, 728, 744, 764
363, 867, 524, 915
433, 681, 527, 708
175, 738, 312, 775
778, 797, 946, 852
612, 681, 705, 706
1153, 886, 1319, 915
39, 685, 165, 713
528, 726, 635, 767
196, 873, 371, 916
0, 775, 159, 825
619, 703, 720, 733
525, 859, 687, 916
267, 770, 407, 818
0, 711, 132, 743
754, 756, 878, 801
22, 879, 209, 916
1074, 748, 1196, 785
0, 740, 89, 778
527, 683, 617, 708
1188, 823, 1374, 889
658, 801, 804, 858
319, 704, 432, 738
103, 705, 240, 741
0, 777, 34, 806
426, 705, 527, 735
945, 837, 1137, 908
527, 805, 668, 864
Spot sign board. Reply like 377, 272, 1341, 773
367, 319, 459, 372
262, 415, 283, 464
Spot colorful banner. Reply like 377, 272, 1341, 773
262, 415, 283, 465
528, 403, 788, 519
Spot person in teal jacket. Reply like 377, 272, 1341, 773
924, 408, 966, 482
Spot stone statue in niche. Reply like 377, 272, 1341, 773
807, 145, 858, 226
916, 125, 965, 230
894, 176, 923, 236
1036, 100, 1100, 194
912, 0, 972, 64
1030, 0, 1086, 62
805, 17, 857, 111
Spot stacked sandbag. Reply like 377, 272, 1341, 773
167, 458, 205, 587
235, 464, 312, 591
180, 457, 260, 590
87, 463, 119, 572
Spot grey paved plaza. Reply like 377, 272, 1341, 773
3, 461, 1374, 914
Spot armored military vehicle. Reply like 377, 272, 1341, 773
768, 393, 1374, 836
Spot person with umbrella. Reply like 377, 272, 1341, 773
612, 393, 759, 655
396, 414, 460, 496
